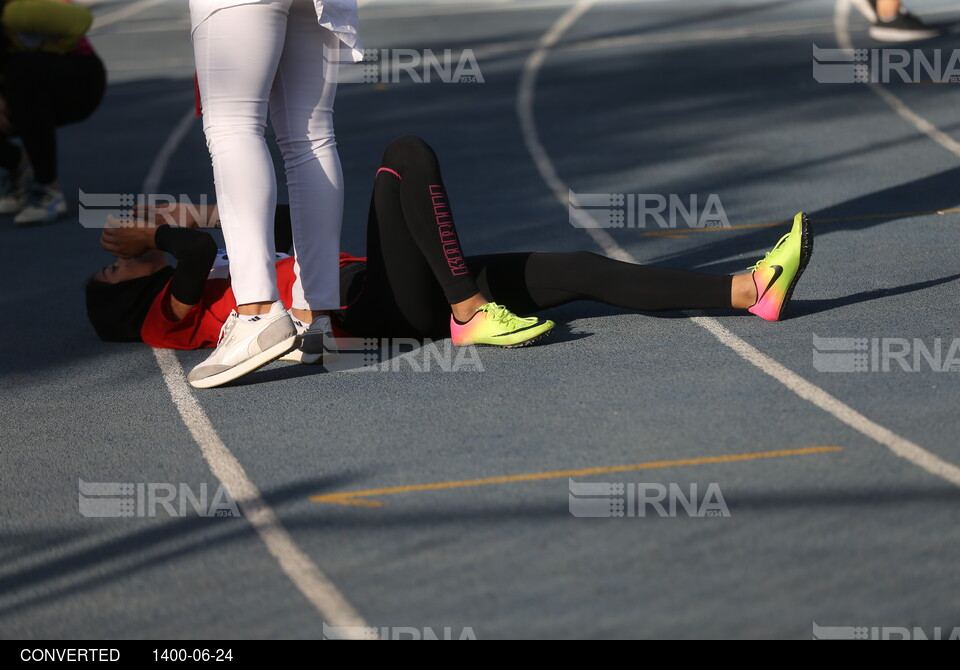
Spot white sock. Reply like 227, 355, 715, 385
237, 313, 263, 323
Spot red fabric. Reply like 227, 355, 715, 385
194, 73, 202, 117
74, 37, 92, 55
141, 254, 365, 350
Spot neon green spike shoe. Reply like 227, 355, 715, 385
748, 212, 814, 322
450, 303, 555, 348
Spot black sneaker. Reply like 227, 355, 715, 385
869, 6, 942, 42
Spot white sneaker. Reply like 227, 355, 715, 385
14, 184, 67, 226
280, 313, 340, 365
188, 301, 297, 389
0, 162, 32, 215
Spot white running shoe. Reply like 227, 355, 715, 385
188, 301, 297, 389
14, 184, 67, 226
280, 313, 340, 365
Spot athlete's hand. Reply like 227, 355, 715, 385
100, 216, 158, 259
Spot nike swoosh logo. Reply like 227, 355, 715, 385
757, 265, 784, 302
491, 322, 544, 338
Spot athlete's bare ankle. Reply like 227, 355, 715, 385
731, 274, 758, 310
451, 294, 488, 323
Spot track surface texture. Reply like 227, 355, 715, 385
1, 0, 959, 640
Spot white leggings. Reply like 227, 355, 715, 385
193, 0, 344, 310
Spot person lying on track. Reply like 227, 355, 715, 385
86, 136, 813, 388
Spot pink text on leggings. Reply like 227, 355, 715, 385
430, 185, 468, 276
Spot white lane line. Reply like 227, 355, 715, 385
691, 317, 960, 485
152, 350, 370, 632
143, 107, 196, 194
90, 0, 172, 31
517, 1, 960, 487
835, 0, 960, 160
517, 0, 634, 263
145, 108, 369, 635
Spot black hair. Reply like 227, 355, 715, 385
85, 266, 175, 342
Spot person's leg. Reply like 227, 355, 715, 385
269, 1, 345, 327
2, 53, 72, 224
876, 0, 900, 19
464, 211, 813, 323
0, 51, 105, 221
339, 138, 494, 339
187, 0, 300, 388
4, 54, 57, 185
370, 136, 485, 322
364, 137, 568, 346
466, 252, 748, 314
193, 0, 288, 314
5, 52, 106, 188
342, 172, 456, 339
340, 137, 552, 341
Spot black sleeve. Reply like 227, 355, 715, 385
154, 225, 218, 306
274, 204, 293, 254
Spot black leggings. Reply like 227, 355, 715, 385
0, 52, 106, 184
337, 136, 733, 340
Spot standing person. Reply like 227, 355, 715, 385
0, 0, 105, 226
188, 0, 362, 389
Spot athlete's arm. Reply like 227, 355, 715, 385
155, 226, 218, 321
101, 201, 293, 321
100, 220, 218, 322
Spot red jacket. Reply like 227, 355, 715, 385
141, 254, 365, 350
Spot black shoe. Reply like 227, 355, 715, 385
869, 7, 942, 42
